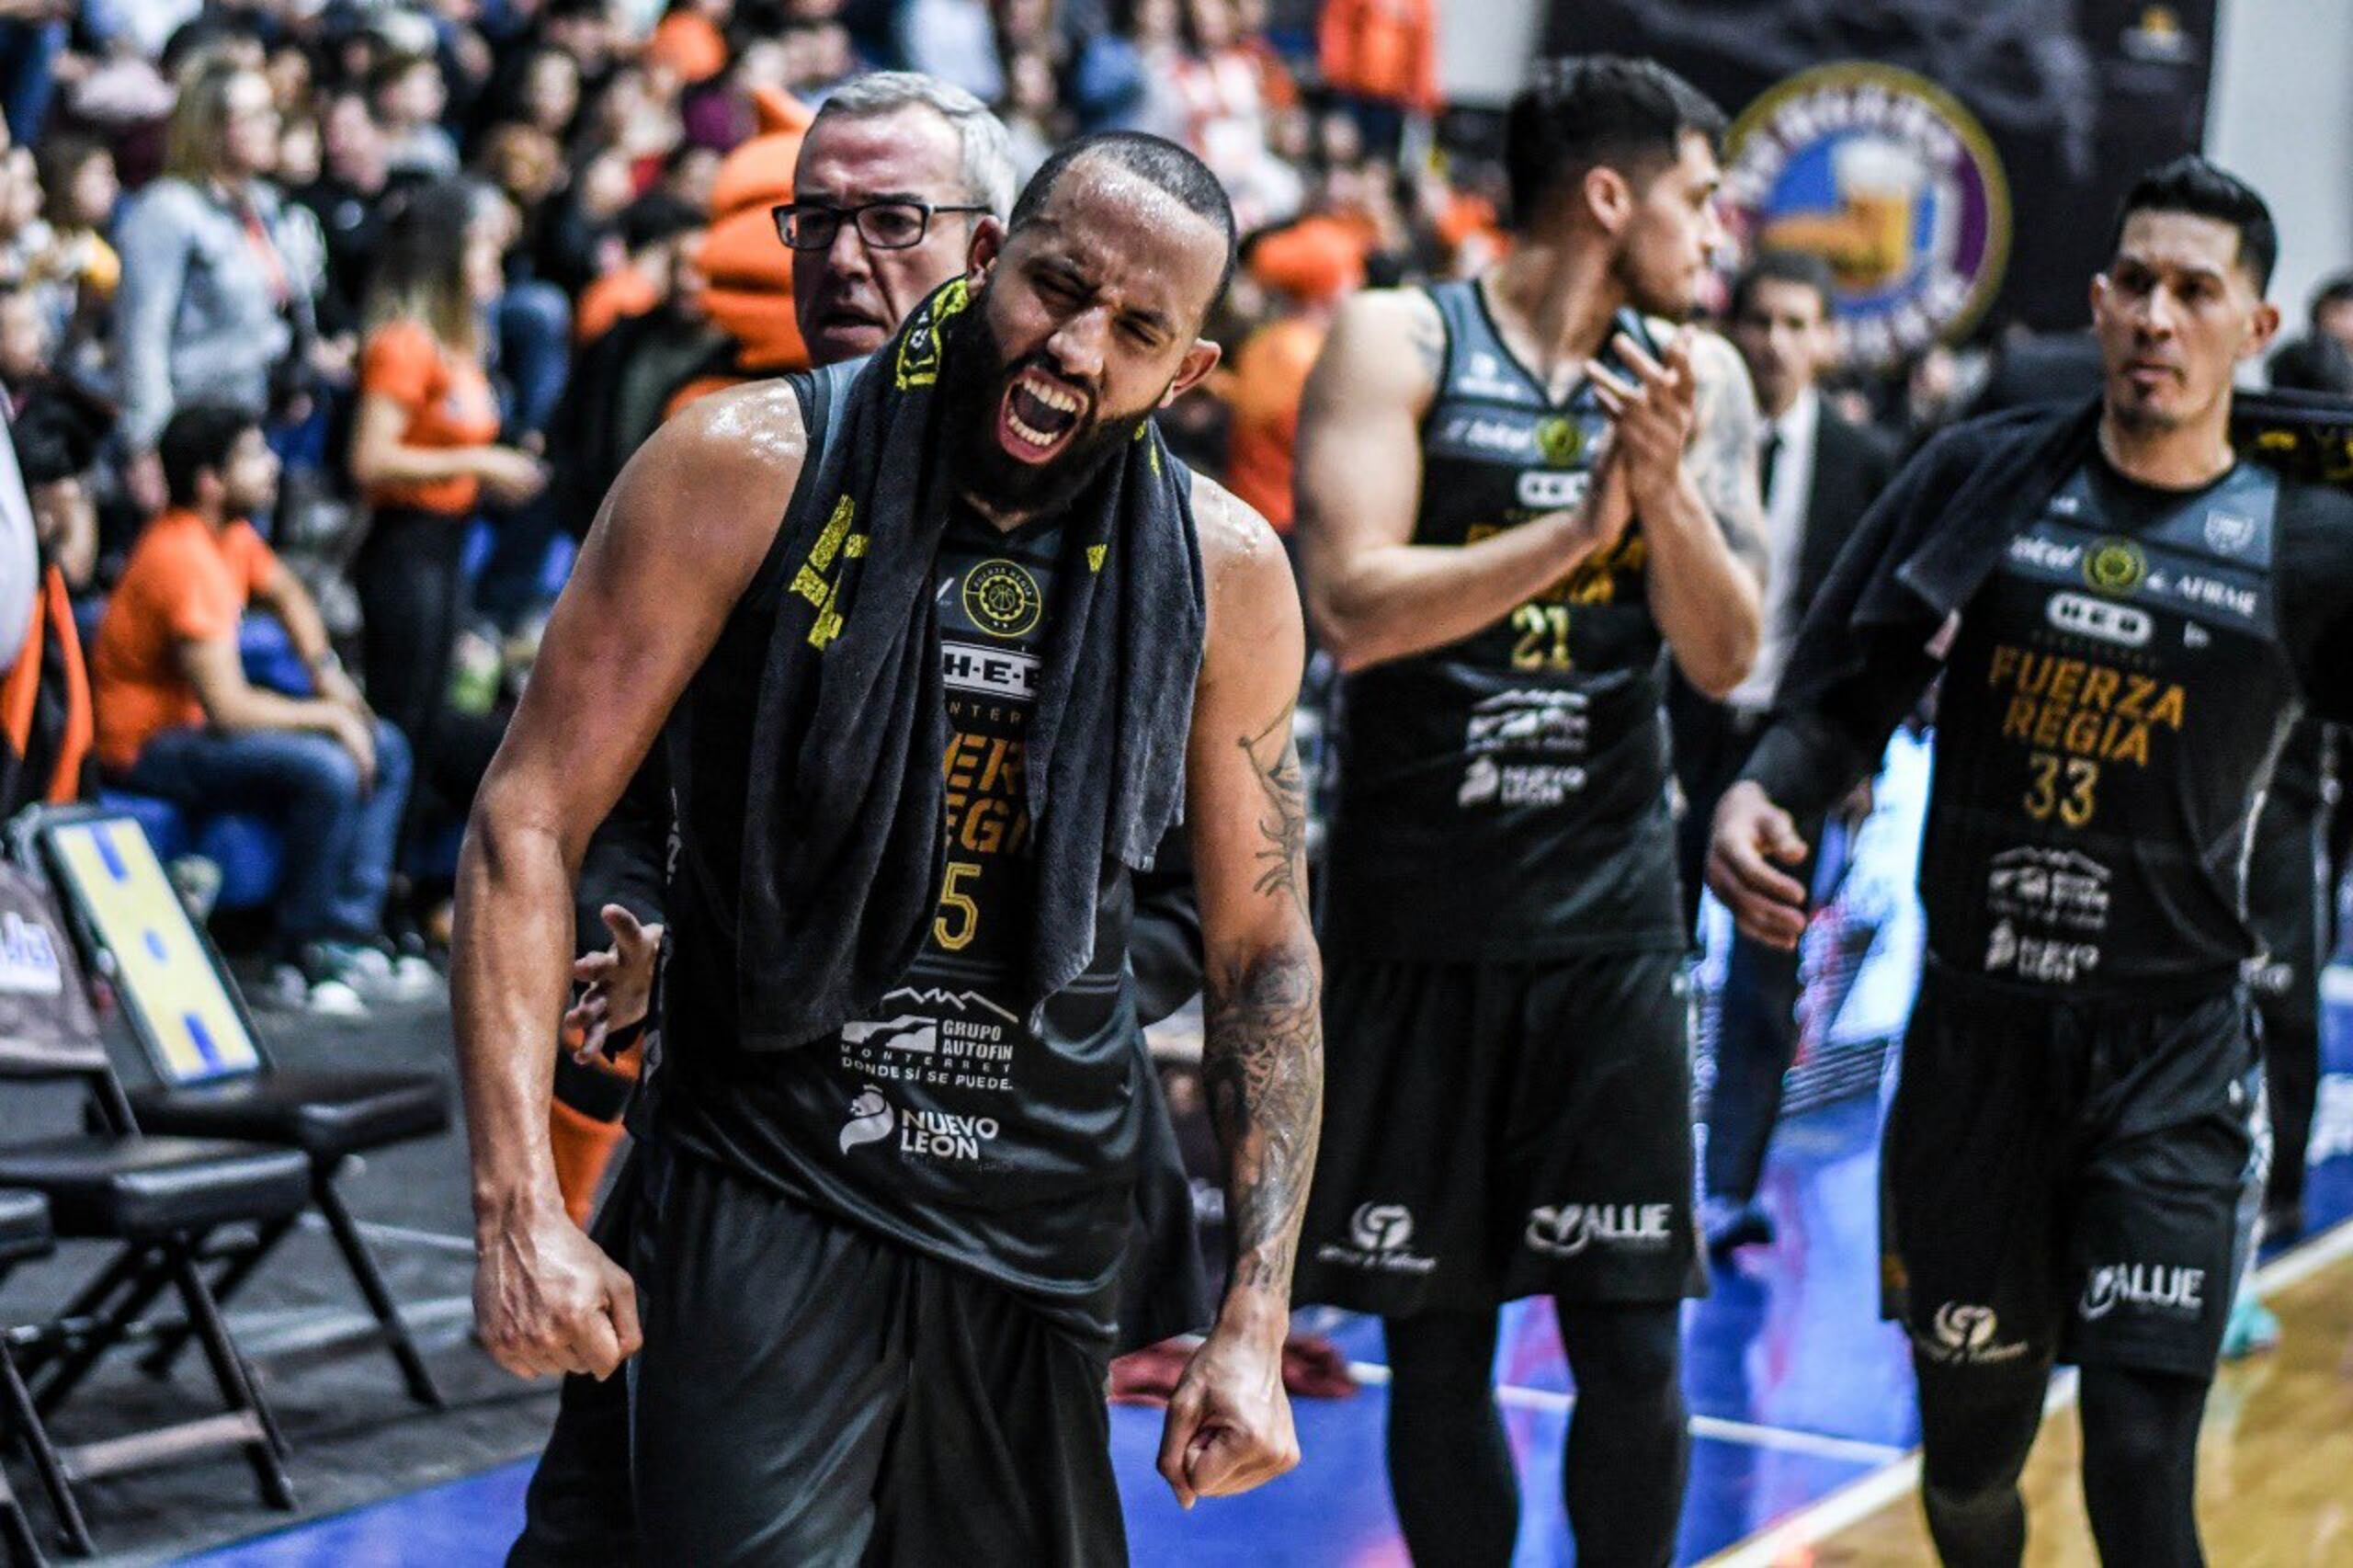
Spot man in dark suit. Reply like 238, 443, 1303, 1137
1675, 250, 1898, 1256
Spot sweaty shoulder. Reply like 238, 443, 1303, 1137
605, 376, 809, 569
1189, 471, 1300, 647
1312, 287, 1445, 414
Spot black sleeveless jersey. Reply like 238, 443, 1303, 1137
653, 501, 1142, 1341
1322, 279, 1685, 960
1920, 459, 2301, 996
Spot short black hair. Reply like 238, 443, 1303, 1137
13, 382, 112, 488
2266, 334, 2353, 396
157, 403, 261, 508
620, 192, 704, 253
1731, 249, 1837, 323
2110, 155, 2277, 292
1505, 56, 1725, 228
2309, 271, 2353, 322
1007, 131, 1239, 308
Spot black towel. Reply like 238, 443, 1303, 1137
733, 278, 1207, 1051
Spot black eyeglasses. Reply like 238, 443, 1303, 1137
771, 199, 993, 251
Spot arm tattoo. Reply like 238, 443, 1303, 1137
1202, 937, 1324, 1295
1687, 335, 1771, 585
1240, 705, 1310, 919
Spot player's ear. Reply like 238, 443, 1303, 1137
1582, 165, 1633, 237
964, 218, 1005, 287
2240, 298, 2282, 364
1161, 338, 1223, 406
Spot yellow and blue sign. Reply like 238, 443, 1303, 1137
1723, 62, 2011, 367
49, 817, 261, 1083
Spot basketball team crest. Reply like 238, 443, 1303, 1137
963, 559, 1043, 638
1723, 62, 2011, 368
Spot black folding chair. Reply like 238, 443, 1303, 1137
0, 1188, 54, 1568
0, 858, 307, 1555
21, 808, 450, 1409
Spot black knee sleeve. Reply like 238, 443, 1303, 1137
1556, 1302, 1687, 1568
2080, 1366, 2208, 1568
1382, 1312, 1518, 1568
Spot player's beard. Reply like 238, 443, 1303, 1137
937, 284, 1156, 520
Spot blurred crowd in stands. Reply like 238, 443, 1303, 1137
0, 0, 2346, 1018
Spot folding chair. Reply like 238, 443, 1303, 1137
21, 809, 450, 1409
0, 858, 307, 1555
0, 1189, 54, 1568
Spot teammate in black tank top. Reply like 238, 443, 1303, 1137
453, 138, 1324, 1564
1293, 61, 1768, 1566
1712, 159, 2353, 1567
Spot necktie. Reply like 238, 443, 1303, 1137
1758, 428, 1782, 509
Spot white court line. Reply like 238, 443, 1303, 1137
1699, 1214, 2353, 1567
296, 1213, 479, 1256
1342, 1360, 1908, 1469
238, 1294, 476, 1359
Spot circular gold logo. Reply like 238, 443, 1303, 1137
962, 559, 1042, 638
2082, 539, 2147, 597
1535, 416, 1586, 467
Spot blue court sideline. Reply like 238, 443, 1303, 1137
176, 988, 2353, 1568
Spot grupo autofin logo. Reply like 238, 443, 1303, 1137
1723, 62, 2012, 368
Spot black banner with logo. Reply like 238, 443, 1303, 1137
1542, 1, 2220, 362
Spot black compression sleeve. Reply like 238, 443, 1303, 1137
2279, 484, 2353, 727
1741, 624, 1942, 822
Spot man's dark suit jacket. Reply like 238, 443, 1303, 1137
1671, 400, 1901, 931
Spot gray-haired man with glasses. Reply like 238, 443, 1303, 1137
784, 73, 1015, 365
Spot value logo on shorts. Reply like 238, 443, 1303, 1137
1525, 1202, 1674, 1258
962, 560, 1044, 639
1722, 63, 2010, 367
1919, 1301, 2029, 1365
2079, 1263, 2205, 1321
1315, 1202, 1438, 1276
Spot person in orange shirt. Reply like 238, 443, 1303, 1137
347, 178, 547, 846
92, 404, 416, 1017
1315, 0, 1438, 157
1223, 216, 1364, 534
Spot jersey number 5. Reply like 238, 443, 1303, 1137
935, 861, 982, 950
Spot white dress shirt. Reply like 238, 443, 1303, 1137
1726, 386, 1819, 714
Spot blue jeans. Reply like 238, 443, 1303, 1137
492, 281, 571, 439
0, 18, 63, 146
121, 721, 412, 946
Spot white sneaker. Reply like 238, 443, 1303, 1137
268, 960, 369, 1018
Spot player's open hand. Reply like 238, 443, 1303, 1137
1706, 779, 1811, 949
1586, 328, 1699, 506
473, 1199, 642, 1381
565, 905, 663, 1062
1156, 1320, 1300, 1508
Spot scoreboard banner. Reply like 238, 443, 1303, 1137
1543, 1, 2221, 363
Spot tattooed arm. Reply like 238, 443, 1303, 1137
1589, 325, 1767, 699
1296, 288, 1634, 672
1155, 475, 1321, 1509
